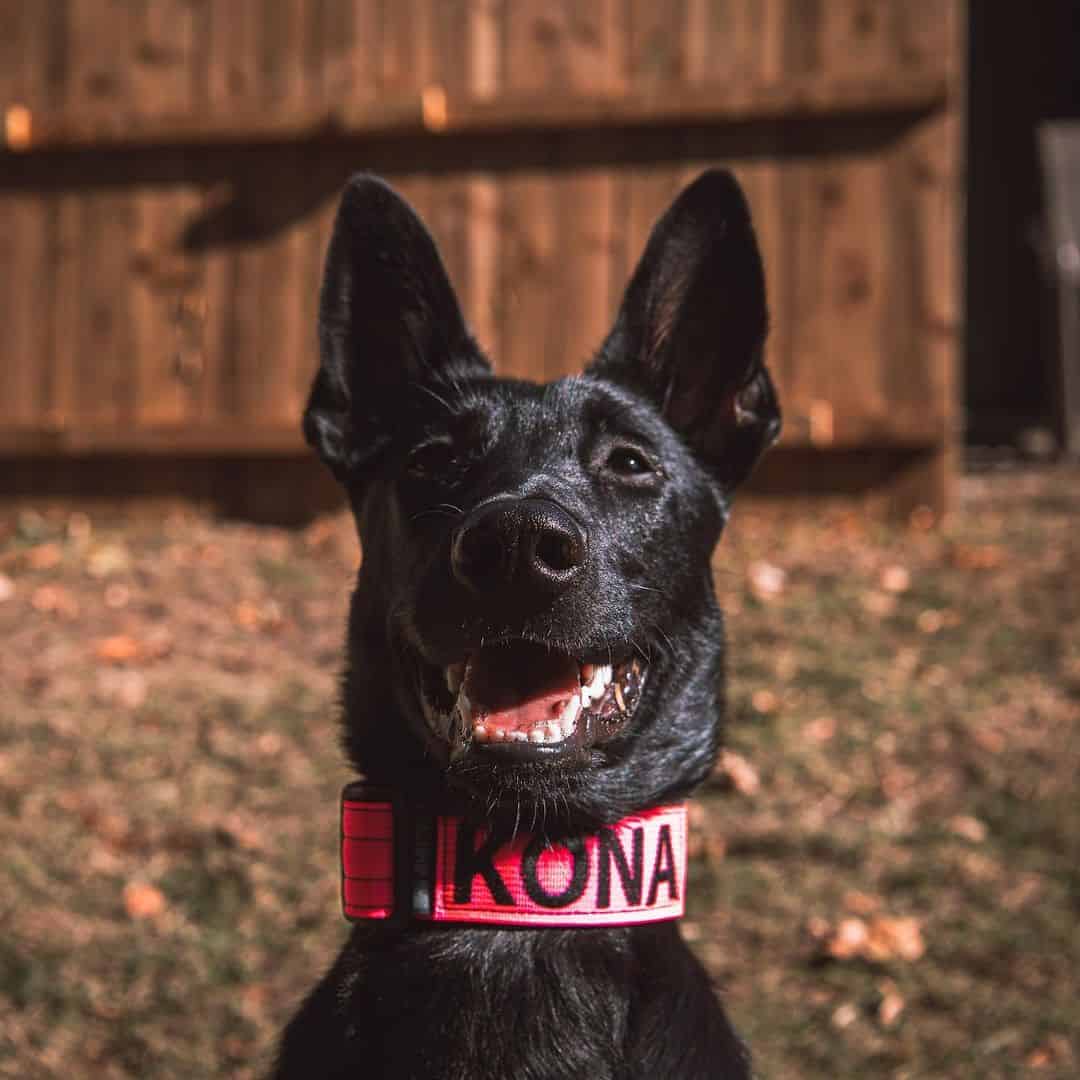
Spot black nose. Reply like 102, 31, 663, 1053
451, 498, 588, 597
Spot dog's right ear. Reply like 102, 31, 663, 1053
305, 175, 490, 482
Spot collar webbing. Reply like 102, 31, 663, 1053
341, 782, 687, 928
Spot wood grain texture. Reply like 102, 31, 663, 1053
0, 0, 963, 516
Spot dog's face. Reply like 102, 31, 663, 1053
305, 172, 779, 831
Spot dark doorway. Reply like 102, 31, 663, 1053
965, 1, 1080, 452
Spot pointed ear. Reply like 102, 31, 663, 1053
589, 169, 780, 491
304, 174, 490, 481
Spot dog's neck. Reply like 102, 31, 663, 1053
340, 782, 687, 929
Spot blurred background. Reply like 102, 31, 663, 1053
1, 2, 1078, 1077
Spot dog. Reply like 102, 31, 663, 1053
273, 168, 780, 1079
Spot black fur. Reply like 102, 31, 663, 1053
275, 170, 780, 1079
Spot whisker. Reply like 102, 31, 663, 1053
650, 622, 677, 659
412, 383, 455, 413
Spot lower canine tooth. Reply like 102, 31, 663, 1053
528, 728, 545, 743
510, 731, 527, 742
561, 696, 582, 727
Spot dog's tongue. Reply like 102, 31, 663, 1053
464, 644, 579, 734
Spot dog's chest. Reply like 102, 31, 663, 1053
345, 926, 634, 1079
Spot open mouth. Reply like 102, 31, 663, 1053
416, 641, 646, 760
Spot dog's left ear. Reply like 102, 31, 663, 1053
305, 175, 490, 483
589, 169, 780, 491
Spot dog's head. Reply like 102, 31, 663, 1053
306, 172, 779, 831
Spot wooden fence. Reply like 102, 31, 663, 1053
0, 1, 963, 516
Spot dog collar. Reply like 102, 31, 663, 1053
340, 782, 687, 928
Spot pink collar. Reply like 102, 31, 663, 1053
341, 782, 687, 928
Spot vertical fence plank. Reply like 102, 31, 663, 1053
130, 1, 204, 427
551, 1, 621, 375
60, 2, 136, 427
0, 3, 52, 427
498, 2, 558, 379
463, 0, 501, 358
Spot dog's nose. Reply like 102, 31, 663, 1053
451, 498, 588, 597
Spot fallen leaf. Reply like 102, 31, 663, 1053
949, 543, 1005, 571
831, 1002, 858, 1029
802, 716, 836, 743
865, 916, 925, 962
31, 585, 79, 618
747, 561, 786, 600
256, 732, 283, 756
821, 915, 925, 963
827, 917, 870, 959
717, 750, 760, 796
240, 983, 269, 1016
750, 689, 779, 714
27, 542, 63, 570
66, 511, 92, 542
1002, 875, 1043, 911
87, 543, 130, 578
880, 565, 911, 593
96, 669, 148, 710
233, 600, 262, 630
104, 583, 131, 609
877, 983, 905, 1027
95, 635, 142, 664
949, 815, 987, 843
972, 727, 1006, 754
123, 881, 165, 920
862, 591, 896, 616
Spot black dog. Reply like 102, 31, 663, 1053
274, 169, 780, 1079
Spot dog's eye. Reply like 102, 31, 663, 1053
406, 439, 457, 478
605, 446, 655, 477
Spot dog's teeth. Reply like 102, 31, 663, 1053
580, 662, 596, 684
473, 723, 488, 741
528, 727, 545, 744
587, 668, 607, 697
510, 730, 527, 743
561, 695, 582, 727
579, 686, 592, 708
546, 722, 563, 743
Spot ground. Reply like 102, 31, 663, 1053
1, 469, 1077, 1078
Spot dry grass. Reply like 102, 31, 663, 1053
2, 468, 1078, 1078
